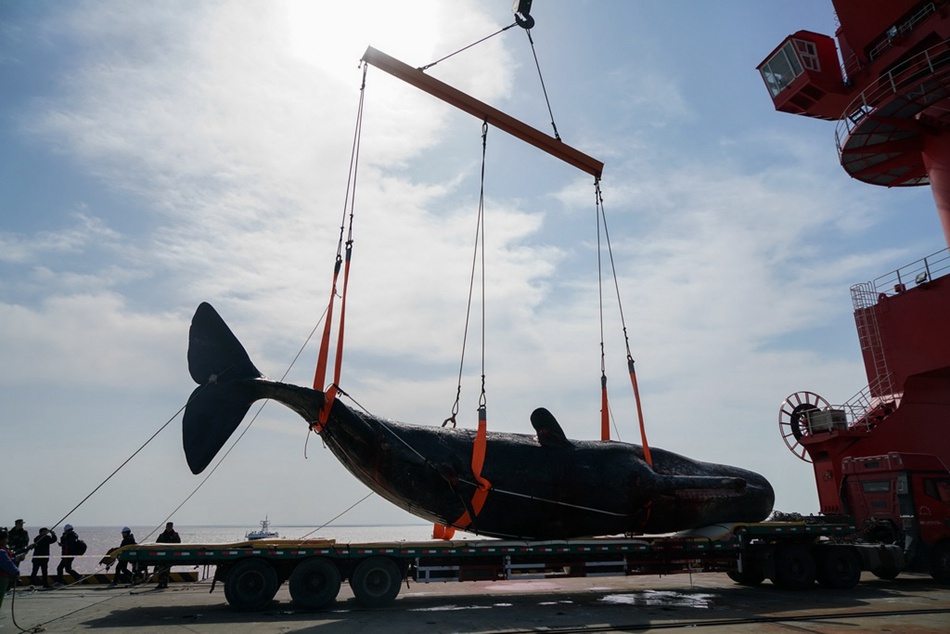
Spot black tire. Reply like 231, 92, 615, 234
223, 558, 279, 611
727, 568, 765, 586
930, 541, 950, 584
816, 546, 861, 589
289, 558, 341, 609
350, 557, 402, 608
770, 544, 816, 591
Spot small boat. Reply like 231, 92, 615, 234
245, 517, 279, 540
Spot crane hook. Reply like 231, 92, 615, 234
513, 0, 534, 30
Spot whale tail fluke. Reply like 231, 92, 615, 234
188, 302, 263, 385
183, 303, 265, 475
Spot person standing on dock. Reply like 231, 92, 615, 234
0, 529, 22, 609
111, 527, 137, 586
56, 524, 81, 585
154, 522, 180, 589
29, 527, 56, 589
8, 519, 29, 556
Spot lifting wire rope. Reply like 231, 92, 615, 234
415, 10, 651, 534
523, 26, 561, 141
407, 4, 649, 479
435, 120, 492, 539
417, 10, 562, 142
311, 63, 366, 427
418, 22, 519, 71
595, 180, 652, 465
418, 9, 649, 457
444, 120, 490, 430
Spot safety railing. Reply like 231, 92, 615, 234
835, 39, 950, 156
832, 248, 950, 430
867, 3, 939, 63
859, 247, 950, 299
828, 382, 902, 433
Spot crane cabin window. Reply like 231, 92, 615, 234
794, 39, 821, 71
760, 40, 805, 97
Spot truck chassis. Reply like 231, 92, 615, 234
117, 521, 906, 611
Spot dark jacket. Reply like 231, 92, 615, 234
120, 533, 136, 548
156, 529, 181, 544
32, 532, 56, 558
60, 529, 80, 556
8, 527, 28, 554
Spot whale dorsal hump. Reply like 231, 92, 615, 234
530, 407, 571, 449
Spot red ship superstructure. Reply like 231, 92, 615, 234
759, 0, 950, 244
758, 1, 950, 517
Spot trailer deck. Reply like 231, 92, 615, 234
113, 520, 883, 610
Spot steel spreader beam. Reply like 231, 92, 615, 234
361, 46, 604, 178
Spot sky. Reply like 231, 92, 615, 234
1, 1, 943, 536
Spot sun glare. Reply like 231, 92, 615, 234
285, 0, 441, 74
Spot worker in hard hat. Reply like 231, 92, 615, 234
110, 527, 137, 587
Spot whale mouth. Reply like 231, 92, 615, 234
655, 475, 748, 492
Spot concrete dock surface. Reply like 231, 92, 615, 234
3, 572, 949, 633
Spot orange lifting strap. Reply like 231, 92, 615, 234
311, 254, 340, 429
628, 356, 652, 466
432, 523, 455, 540
312, 243, 352, 431
451, 406, 492, 530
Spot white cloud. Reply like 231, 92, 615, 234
0, 292, 185, 387
0, 211, 119, 263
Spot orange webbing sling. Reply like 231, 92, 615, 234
311, 237, 353, 431
451, 405, 492, 529
628, 355, 651, 466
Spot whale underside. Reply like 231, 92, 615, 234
183, 302, 774, 540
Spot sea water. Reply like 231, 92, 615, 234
19, 523, 455, 579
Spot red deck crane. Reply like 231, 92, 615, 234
759, 0, 950, 579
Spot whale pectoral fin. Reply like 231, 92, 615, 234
530, 407, 572, 449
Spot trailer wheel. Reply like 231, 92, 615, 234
931, 541, 950, 584
727, 568, 765, 586
289, 557, 341, 609
350, 557, 402, 608
770, 545, 815, 591
223, 558, 279, 611
816, 546, 861, 589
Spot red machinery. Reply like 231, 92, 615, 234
758, 0, 950, 244
759, 1, 950, 579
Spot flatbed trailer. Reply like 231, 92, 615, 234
116, 520, 904, 611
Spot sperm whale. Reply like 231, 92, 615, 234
183, 302, 774, 539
